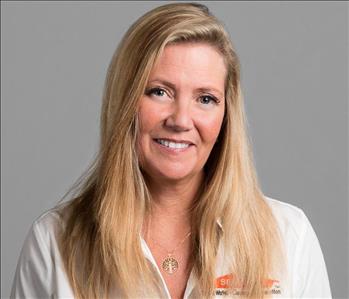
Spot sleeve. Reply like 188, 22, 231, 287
292, 210, 332, 298
10, 220, 54, 299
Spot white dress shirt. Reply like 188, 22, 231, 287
10, 196, 332, 298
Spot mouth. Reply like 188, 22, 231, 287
154, 138, 194, 150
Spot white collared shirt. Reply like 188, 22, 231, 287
10, 196, 332, 298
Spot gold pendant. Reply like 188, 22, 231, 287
162, 255, 179, 274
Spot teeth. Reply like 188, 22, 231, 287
157, 139, 190, 149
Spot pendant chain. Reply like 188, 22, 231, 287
146, 216, 192, 274
149, 231, 192, 256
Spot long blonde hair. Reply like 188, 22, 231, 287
56, 3, 285, 298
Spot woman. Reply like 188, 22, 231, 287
11, 2, 331, 299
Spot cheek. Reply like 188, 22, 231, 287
137, 99, 160, 135
136, 101, 151, 160
137, 98, 166, 159
198, 110, 225, 145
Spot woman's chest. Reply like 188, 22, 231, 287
150, 245, 193, 299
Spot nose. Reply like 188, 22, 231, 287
164, 99, 193, 132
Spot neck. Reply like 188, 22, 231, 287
143, 172, 204, 237
147, 172, 203, 215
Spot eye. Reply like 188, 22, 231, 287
199, 95, 219, 105
145, 87, 167, 97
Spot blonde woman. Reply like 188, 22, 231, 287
11, 3, 331, 299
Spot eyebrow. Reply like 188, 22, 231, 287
148, 79, 224, 98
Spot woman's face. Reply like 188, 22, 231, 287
137, 43, 226, 184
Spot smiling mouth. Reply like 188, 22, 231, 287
154, 138, 192, 149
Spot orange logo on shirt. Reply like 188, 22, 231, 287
263, 278, 279, 289
215, 274, 243, 289
215, 273, 280, 294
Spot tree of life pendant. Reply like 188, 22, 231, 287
162, 255, 178, 274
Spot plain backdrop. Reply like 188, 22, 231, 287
1, 1, 348, 298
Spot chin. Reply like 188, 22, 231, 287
152, 165, 197, 182
157, 170, 193, 182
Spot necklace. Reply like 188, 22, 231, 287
149, 231, 192, 275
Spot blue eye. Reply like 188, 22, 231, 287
199, 95, 217, 105
146, 87, 166, 97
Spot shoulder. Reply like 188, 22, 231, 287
30, 202, 68, 246
14, 202, 69, 266
17, 201, 73, 266
263, 195, 309, 241
262, 195, 313, 268
262, 195, 332, 297
263, 195, 306, 221
10, 202, 72, 298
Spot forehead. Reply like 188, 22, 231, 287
148, 43, 227, 90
